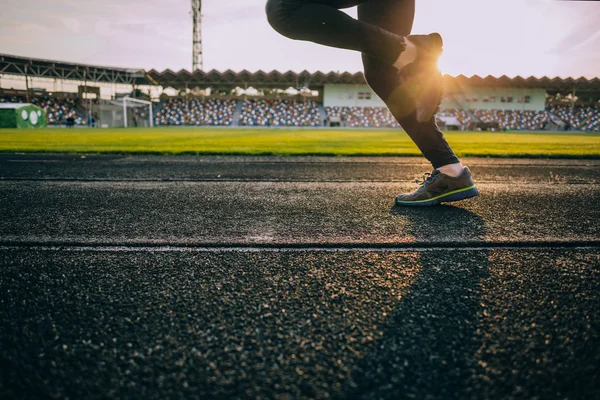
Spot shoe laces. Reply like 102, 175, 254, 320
415, 172, 437, 186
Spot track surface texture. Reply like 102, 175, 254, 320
1, 154, 599, 400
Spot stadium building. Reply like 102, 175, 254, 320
1, 53, 599, 132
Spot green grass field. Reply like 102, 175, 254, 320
1, 127, 599, 158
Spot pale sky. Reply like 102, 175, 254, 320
1, 0, 599, 78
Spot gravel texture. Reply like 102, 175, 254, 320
0, 155, 598, 399
1, 249, 598, 399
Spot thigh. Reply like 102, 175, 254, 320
268, 0, 367, 20
306, 0, 366, 8
276, 0, 366, 9
358, 0, 415, 99
357, 0, 415, 36
321, 0, 366, 7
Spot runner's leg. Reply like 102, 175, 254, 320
265, 0, 405, 65
358, 0, 460, 168
266, 0, 460, 168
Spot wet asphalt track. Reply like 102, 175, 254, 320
0, 154, 599, 399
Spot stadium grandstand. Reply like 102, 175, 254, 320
1, 53, 599, 131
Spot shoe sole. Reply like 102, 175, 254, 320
395, 185, 479, 207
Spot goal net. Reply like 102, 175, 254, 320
92, 97, 154, 128
122, 97, 153, 128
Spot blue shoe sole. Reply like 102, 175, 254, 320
396, 186, 479, 207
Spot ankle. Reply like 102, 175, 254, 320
437, 163, 464, 177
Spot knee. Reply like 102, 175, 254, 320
266, 0, 303, 39
266, 0, 291, 37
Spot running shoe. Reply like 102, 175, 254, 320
395, 167, 479, 206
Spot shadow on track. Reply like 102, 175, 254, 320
339, 205, 488, 399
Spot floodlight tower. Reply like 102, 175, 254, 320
191, 0, 203, 71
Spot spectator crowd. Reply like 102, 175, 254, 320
470, 109, 549, 131
0, 95, 25, 104
2, 94, 600, 132
239, 99, 321, 126
437, 108, 474, 129
154, 98, 236, 126
31, 98, 85, 126
325, 106, 399, 128
439, 105, 599, 132
322, 105, 600, 131
548, 104, 600, 132
2, 96, 85, 125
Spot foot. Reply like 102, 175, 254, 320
396, 33, 444, 123
395, 167, 479, 207
405, 33, 444, 64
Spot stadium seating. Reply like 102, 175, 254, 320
31, 97, 85, 126
548, 104, 600, 132
471, 109, 549, 131
325, 106, 399, 128
437, 108, 474, 130
325, 106, 552, 130
239, 99, 321, 126
0, 96, 25, 103
2, 93, 599, 131
154, 98, 236, 126
2, 96, 85, 125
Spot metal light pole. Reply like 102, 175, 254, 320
192, 0, 203, 71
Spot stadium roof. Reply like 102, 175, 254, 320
2, 53, 600, 93
146, 69, 600, 93
0, 54, 155, 85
